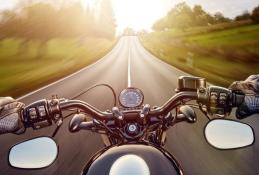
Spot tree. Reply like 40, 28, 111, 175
193, 5, 212, 26
152, 18, 167, 31
171, 2, 194, 29
151, 3, 232, 31
0, 0, 116, 40
251, 6, 259, 23
23, 3, 58, 40
58, 2, 86, 37
0, 10, 20, 38
214, 12, 231, 23
96, 0, 116, 39
235, 10, 251, 21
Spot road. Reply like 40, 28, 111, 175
0, 36, 259, 175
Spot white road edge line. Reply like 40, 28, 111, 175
136, 37, 213, 85
17, 46, 117, 101
127, 46, 131, 87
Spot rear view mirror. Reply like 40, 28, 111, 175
205, 119, 254, 149
9, 137, 58, 169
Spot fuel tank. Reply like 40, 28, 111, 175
82, 143, 183, 175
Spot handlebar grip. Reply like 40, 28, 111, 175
245, 95, 259, 111
0, 113, 22, 134
236, 95, 259, 119
231, 92, 245, 107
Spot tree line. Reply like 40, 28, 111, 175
153, 2, 259, 31
235, 6, 259, 22
0, 0, 116, 40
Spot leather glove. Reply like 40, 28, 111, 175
0, 97, 25, 134
229, 75, 259, 119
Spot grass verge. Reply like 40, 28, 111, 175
140, 22, 259, 87
0, 37, 116, 97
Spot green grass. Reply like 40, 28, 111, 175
141, 22, 259, 87
0, 37, 116, 97
187, 24, 259, 45
187, 24, 259, 52
155, 20, 253, 38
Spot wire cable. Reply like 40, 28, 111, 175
70, 84, 117, 106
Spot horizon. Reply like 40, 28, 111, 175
0, 0, 258, 33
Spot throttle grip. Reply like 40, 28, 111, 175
236, 95, 259, 119
198, 86, 259, 119
0, 99, 25, 134
245, 95, 259, 111
231, 92, 245, 107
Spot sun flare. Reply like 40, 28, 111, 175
82, 0, 169, 33
112, 0, 166, 33
81, 0, 96, 9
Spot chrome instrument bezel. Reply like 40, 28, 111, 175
119, 87, 144, 108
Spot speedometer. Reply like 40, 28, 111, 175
119, 88, 144, 108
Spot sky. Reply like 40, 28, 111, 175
112, 0, 259, 32
0, 0, 259, 32
0, 0, 16, 10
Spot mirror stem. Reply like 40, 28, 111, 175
52, 119, 63, 137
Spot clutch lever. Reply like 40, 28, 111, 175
69, 113, 112, 134
69, 113, 92, 132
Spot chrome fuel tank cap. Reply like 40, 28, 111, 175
109, 154, 150, 175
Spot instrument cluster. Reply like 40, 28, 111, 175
119, 88, 144, 108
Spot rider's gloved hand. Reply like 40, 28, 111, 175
229, 75, 259, 119
0, 97, 25, 134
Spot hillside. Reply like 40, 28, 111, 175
141, 22, 259, 86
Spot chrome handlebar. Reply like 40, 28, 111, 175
22, 87, 246, 130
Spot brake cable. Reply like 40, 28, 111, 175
70, 84, 117, 106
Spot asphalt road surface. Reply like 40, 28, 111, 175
0, 36, 259, 175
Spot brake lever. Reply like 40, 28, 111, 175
69, 113, 87, 132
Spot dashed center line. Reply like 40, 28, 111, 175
127, 46, 132, 87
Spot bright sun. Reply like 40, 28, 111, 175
112, 0, 165, 33
81, 0, 95, 9
81, 0, 169, 33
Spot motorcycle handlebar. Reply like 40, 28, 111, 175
148, 91, 198, 116
59, 100, 114, 120
22, 91, 199, 128
22, 88, 249, 130
58, 91, 199, 119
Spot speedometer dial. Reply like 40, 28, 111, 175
119, 88, 144, 108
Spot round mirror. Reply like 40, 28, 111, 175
9, 137, 58, 169
205, 119, 254, 149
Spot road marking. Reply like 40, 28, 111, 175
127, 46, 131, 87
135, 37, 213, 85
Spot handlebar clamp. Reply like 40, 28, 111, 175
48, 98, 63, 122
